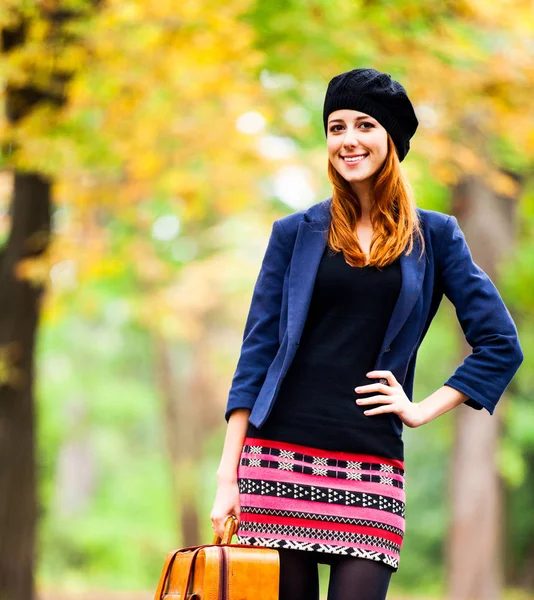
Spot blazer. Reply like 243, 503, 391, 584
224, 198, 524, 437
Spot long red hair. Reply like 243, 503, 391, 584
327, 133, 425, 268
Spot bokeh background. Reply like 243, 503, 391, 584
0, 1, 533, 599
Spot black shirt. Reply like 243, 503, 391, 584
247, 245, 405, 460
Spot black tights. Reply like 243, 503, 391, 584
277, 547, 393, 600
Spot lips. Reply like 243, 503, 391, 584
341, 153, 368, 164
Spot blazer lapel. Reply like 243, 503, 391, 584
378, 241, 426, 356
287, 204, 426, 355
287, 220, 327, 345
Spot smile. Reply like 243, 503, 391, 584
342, 154, 368, 164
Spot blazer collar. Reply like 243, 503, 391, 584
288, 198, 426, 356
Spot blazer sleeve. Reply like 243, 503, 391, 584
437, 215, 524, 414
224, 219, 293, 422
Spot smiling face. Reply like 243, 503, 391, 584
326, 109, 388, 194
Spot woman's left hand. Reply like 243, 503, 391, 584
355, 370, 426, 429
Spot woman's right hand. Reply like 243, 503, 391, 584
210, 479, 241, 540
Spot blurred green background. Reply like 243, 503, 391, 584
0, 1, 533, 599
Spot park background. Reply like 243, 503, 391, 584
0, 1, 533, 599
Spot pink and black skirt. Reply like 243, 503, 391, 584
236, 437, 406, 572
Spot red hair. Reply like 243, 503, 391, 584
327, 134, 425, 268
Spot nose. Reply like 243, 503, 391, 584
342, 126, 360, 148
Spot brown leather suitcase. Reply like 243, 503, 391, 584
154, 515, 280, 600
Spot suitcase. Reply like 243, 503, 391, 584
153, 515, 280, 600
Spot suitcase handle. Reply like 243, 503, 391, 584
212, 514, 238, 545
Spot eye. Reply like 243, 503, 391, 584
329, 122, 374, 133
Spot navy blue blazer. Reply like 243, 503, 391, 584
224, 198, 523, 437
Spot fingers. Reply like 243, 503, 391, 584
356, 394, 393, 405
211, 481, 241, 539
210, 512, 240, 539
355, 382, 393, 394
366, 370, 397, 385
363, 406, 395, 416
211, 518, 225, 539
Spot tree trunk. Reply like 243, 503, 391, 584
0, 173, 51, 600
153, 317, 223, 548
446, 173, 521, 600
153, 336, 201, 547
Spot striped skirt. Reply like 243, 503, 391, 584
236, 437, 406, 572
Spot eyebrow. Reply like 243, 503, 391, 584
328, 115, 373, 125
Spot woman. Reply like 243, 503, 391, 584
210, 68, 523, 600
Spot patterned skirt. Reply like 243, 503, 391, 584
236, 437, 406, 572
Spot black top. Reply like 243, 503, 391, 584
247, 245, 405, 461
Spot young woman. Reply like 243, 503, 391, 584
210, 68, 523, 600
